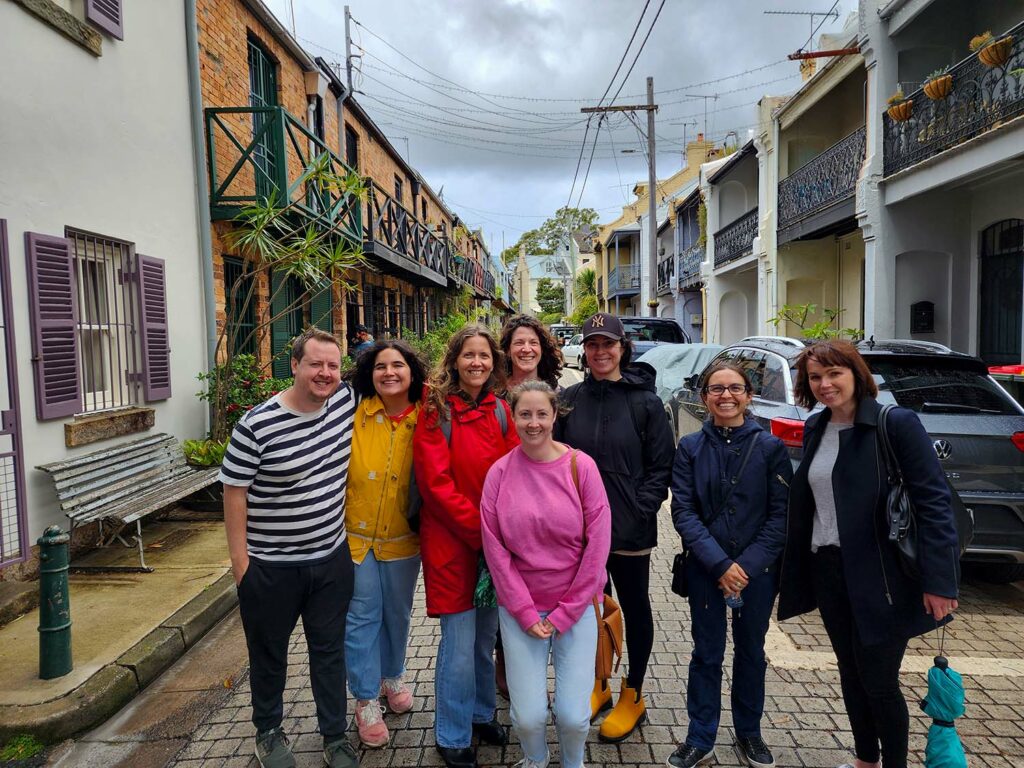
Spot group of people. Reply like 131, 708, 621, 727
220, 311, 962, 768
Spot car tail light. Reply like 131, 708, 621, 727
1013, 432, 1024, 453
771, 417, 805, 449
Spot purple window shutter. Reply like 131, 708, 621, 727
136, 254, 171, 401
25, 233, 83, 420
85, 0, 123, 40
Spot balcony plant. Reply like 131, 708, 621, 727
886, 89, 913, 122
769, 303, 863, 341
922, 66, 953, 100
970, 30, 1014, 68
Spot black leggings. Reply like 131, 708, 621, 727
812, 546, 909, 768
606, 552, 654, 690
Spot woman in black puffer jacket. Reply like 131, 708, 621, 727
555, 313, 675, 744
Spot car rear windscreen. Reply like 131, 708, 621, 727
871, 359, 1020, 415
622, 320, 685, 344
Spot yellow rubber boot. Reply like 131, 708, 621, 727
590, 678, 613, 722
598, 677, 647, 743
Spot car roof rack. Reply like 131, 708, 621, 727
738, 336, 806, 348
860, 338, 953, 353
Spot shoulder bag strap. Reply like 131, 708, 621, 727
702, 432, 761, 531
570, 450, 604, 620
876, 403, 902, 484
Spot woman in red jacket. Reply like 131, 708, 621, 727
413, 325, 519, 768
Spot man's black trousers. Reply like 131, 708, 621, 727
237, 541, 354, 739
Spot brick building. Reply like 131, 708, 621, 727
196, 0, 506, 370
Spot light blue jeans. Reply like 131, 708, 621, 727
499, 607, 597, 768
345, 552, 421, 701
435, 606, 499, 748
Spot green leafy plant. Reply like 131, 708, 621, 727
969, 31, 994, 52
0, 734, 45, 760
697, 199, 708, 247
535, 278, 566, 316
198, 355, 293, 439
887, 88, 907, 106
182, 438, 229, 467
402, 312, 471, 368
569, 294, 599, 326
925, 66, 950, 81
769, 303, 864, 340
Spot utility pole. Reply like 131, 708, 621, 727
581, 76, 659, 317
344, 6, 353, 95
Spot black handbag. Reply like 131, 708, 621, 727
876, 404, 974, 581
671, 434, 761, 598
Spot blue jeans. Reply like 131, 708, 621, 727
685, 555, 777, 751
499, 607, 597, 768
345, 552, 421, 701
435, 606, 499, 748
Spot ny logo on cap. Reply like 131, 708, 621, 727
592, 315, 605, 328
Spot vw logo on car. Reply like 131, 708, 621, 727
933, 439, 953, 460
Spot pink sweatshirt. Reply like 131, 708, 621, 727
480, 445, 611, 634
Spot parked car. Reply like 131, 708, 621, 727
562, 333, 585, 369
667, 337, 1024, 583
549, 323, 580, 345
991, 364, 1024, 409
618, 316, 691, 358
637, 343, 723, 409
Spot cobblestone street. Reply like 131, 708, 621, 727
168, 511, 1024, 768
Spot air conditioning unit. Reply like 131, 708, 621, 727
690, 313, 703, 326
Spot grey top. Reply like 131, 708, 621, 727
808, 421, 853, 552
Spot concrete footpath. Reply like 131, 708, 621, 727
0, 520, 237, 744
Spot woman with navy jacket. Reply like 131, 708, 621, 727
668, 362, 791, 768
777, 340, 959, 768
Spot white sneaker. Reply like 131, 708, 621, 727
514, 754, 551, 768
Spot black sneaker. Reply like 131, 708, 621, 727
737, 736, 775, 768
667, 743, 714, 768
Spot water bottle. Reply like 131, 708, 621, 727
725, 593, 744, 612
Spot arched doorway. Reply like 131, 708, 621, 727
979, 220, 1023, 364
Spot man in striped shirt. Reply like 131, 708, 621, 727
220, 328, 360, 768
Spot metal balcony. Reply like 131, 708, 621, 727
714, 208, 758, 268
607, 263, 641, 297
364, 182, 448, 287
778, 127, 865, 238
205, 106, 361, 247
883, 20, 1024, 177
657, 255, 675, 295
678, 242, 704, 289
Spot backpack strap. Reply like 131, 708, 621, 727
439, 398, 507, 446
570, 450, 603, 618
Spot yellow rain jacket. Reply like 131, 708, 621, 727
346, 395, 420, 563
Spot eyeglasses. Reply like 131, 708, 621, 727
704, 384, 749, 396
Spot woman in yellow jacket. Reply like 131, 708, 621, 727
345, 339, 428, 749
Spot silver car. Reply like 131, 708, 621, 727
562, 333, 585, 369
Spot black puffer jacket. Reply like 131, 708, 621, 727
555, 363, 676, 552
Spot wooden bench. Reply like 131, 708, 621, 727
37, 433, 220, 572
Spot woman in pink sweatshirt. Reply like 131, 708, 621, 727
480, 381, 611, 768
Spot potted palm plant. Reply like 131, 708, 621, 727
923, 67, 953, 100
887, 89, 913, 122
970, 31, 1015, 68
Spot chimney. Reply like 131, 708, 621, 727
800, 58, 817, 82
685, 132, 715, 168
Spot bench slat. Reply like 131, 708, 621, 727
37, 433, 175, 474
65, 464, 196, 519
57, 451, 185, 507
45, 439, 179, 486
69, 468, 219, 525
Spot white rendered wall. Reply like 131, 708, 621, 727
0, 3, 208, 539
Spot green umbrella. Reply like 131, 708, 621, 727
920, 654, 967, 768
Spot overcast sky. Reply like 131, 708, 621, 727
270, 0, 853, 258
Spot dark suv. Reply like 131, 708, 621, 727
619, 317, 691, 358
668, 337, 1024, 582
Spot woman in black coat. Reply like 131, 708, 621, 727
777, 340, 960, 768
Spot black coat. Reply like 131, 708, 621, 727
777, 397, 960, 646
556, 363, 676, 552
671, 419, 792, 580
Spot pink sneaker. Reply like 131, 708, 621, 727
380, 676, 415, 714
354, 699, 389, 748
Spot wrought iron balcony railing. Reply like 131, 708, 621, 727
883, 20, 1024, 176
778, 127, 865, 230
365, 182, 447, 282
205, 106, 361, 246
714, 207, 758, 268
657, 255, 675, 295
607, 263, 641, 295
678, 242, 704, 288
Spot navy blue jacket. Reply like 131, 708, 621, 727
556, 363, 676, 552
670, 419, 791, 581
777, 397, 960, 646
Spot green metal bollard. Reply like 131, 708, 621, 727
38, 525, 73, 680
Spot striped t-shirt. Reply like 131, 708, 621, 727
218, 385, 356, 564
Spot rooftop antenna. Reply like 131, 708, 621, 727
764, 8, 861, 60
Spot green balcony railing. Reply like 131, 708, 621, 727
205, 106, 362, 247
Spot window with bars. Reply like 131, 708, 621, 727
345, 126, 359, 171
224, 257, 256, 356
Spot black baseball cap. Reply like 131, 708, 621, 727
355, 324, 369, 333
582, 312, 625, 341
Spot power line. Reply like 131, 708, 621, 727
597, 0, 652, 106
574, 116, 607, 209
607, 0, 668, 105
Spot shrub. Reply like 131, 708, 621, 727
197, 355, 293, 439
969, 31, 994, 52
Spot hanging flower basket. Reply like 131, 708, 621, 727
887, 99, 913, 122
923, 75, 953, 100
979, 36, 1014, 68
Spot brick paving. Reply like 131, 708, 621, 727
170, 509, 1024, 767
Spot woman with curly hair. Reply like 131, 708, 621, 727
499, 314, 564, 392
413, 325, 520, 768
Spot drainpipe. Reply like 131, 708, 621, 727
184, 0, 218, 395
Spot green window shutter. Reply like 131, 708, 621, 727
310, 281, 333, 333
270, 270, 292, 379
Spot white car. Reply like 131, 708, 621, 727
562, 334, 585, 369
